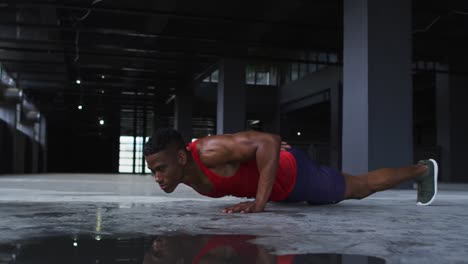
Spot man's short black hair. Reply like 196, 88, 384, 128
144, 128, 186, 156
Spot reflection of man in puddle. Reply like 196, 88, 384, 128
144, 128, 437, 214
142, 235, 385, 264
143, 235, 280, 264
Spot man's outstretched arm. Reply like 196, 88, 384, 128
200, 130, 281, 213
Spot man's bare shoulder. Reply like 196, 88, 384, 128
199, 131, 274, 149
197, 134, 232, 151
196, 137, 230, 167
197, 131, 272, 167
197, 131, 262, 151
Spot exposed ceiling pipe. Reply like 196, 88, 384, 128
1, 87, 23, 104
21, 98, 41, 124
24, 109, 41, 123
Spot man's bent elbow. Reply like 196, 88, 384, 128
268, 134, 281, 148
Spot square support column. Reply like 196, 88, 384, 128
217, 58, 246, 134
343, 0, 413, 174
437, 67, 468, 182
174, 86, 193, 144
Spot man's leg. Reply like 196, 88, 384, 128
343, 163, 428, 200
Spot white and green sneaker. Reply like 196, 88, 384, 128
415, 159, 438, 206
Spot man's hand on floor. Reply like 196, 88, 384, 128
222, 201, 265, 214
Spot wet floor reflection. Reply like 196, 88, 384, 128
0, 234, 385, 264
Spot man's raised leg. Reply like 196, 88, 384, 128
343, 159, 438, 205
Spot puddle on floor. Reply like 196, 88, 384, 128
0, 234, 386, 263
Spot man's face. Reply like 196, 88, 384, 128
143, 237, 181, 264
145, 147, 186, 193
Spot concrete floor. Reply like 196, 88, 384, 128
0, 174, 467, 264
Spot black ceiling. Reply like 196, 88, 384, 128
0, 0, 467, 115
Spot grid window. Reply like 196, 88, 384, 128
256, 72, 270, 85
119, 136, 150, 174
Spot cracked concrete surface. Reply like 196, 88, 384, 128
0, 174, 467, 264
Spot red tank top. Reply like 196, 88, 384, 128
192, 235, 257, 264
191, 235, 295, 264
187, 139, 297, 202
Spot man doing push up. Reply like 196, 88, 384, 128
143, 128, 438, 214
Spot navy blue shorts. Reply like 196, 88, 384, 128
282, 149, 346, 205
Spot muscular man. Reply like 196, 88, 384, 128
143, 128, 437, 214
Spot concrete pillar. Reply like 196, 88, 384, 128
0, 121, 6, 173
111, 90, 121, 173
40, 118, 47, 172
262, 87, 280, 134
13, 132, 25, 173
437, 68, 468, 182
217, 58, 246, 134
330, 83, 343, 170
343, 0, 413, 174
262, 111, 280, 134
3, 126, 14, 173
32, 141, 39, 173
449, 74, 468, 182
435, 67, 450, 182
174, 86, 193, 143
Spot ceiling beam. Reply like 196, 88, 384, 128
6, 1, 341, 30
0, 22, 340, 51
